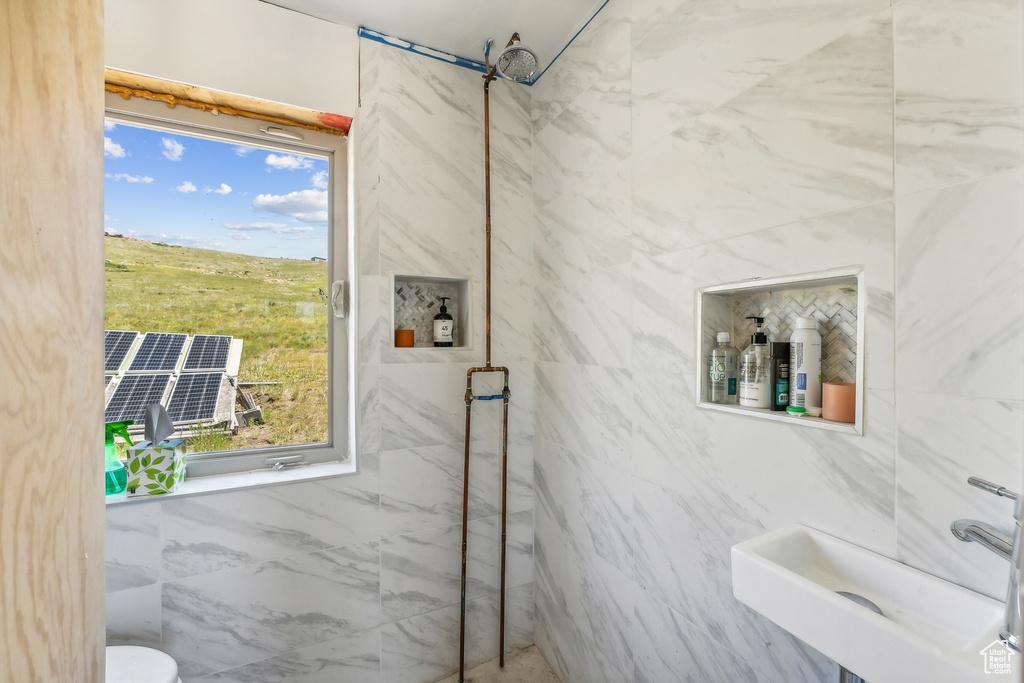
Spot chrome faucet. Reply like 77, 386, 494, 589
951, 476, 1022, 651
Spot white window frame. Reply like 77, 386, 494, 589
104, 92, 356, 479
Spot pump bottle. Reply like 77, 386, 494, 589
433, 297, 454, 347
739, 317, 771, 409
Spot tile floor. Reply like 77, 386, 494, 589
436, 646, 560, 683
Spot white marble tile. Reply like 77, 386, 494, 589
533, 55, 631, 213
533, 504, 635, 682
380, 524, 462, 623
380, 47, 479, 128
460, 584, 537, 672
633, 377, 897, 553
105, 583, 161, 648
894, 0, 1024, 195
896, 170, 1024, 400
632, 12, 894, 257
535, 263, 632, 368
490, 284, 534, 364
535, 440, 633, 578
360, 361, 382, 454
631, 0, 890, 151
490, 76, 533, 140
379, 363, 502, 451
489, 130, 535, 292
535, 362, 633, 471
381, 603, 459, 683
535, 158, 631, 283
463, 511, 534, 601
359, 275, 383, 366
531, 0, 631, 132
631, 477, 839, 682
196, 628, 381, 683
160, 473, 380, 581
162, 542, 381, 679
105, 500, 160, 592
632, 584, 771, 683
896, 392, 1024, 598
380, 443, 464, 537
378, 118, 483, 278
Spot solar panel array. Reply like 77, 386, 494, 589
166, 373, 224, 422
105, 375, 112, 387
104, 374, 172, 423
183, 335, 231, 371
128, 333, 187, 372
104, 330, 138, 372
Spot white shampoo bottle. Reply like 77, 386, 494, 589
789, 317, 822, 411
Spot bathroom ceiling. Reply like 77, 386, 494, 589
260, 0, 604, 77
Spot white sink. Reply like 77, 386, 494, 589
732, 525, 1020, 682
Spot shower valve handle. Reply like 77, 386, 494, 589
968, 476, 1020, 501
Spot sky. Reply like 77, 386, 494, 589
103, 120, 330, 260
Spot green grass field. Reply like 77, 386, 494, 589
105, 235, 329, 451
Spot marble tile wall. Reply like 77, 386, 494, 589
532, 0, 1024, 681
105, 39, 536, 683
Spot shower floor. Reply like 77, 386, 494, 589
436, 646, 559, 683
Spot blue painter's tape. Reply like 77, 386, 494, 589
358, 27, 487, 75
475, 394, 505, 401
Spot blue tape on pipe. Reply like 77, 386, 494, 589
476, 394, 504, 401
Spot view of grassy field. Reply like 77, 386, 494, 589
104, 235, 329, 451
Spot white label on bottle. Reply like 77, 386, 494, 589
433, 320, 453, 343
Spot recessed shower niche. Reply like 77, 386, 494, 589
696, 267, 864, 434
391, 274, 473, 350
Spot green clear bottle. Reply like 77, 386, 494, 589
105, 421, 133, 495
708, 332, 739, 404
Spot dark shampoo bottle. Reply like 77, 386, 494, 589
433, 297, 454, 347
769, 341, 790, 412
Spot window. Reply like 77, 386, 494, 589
103, 92, 353, 478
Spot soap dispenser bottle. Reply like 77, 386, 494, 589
433, 296, 454, 347
739, 317, 771, 409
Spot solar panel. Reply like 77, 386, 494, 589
166, 372, 223, 422
183, 335, 232, 371
128, 333, 187, 372
104, 374, 171, 424
104, 330, 138, 372
105, 375, 112, 387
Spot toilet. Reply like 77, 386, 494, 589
106, 646, 182, 683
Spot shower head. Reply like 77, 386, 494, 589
494, 33, 537, 83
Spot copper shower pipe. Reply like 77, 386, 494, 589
457, 46, 513, 683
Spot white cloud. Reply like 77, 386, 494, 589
174, 181, 197, 193
230, 233, 251, 240
104, 214, 117, 222
233, 146, 253, 157
161, 137, 185, 161
104, 121, 117, 132
252, 189, 328, 224
223, 221, 287, 232
208, 183, 232, 195
311, 170, 328, 189
104, 137, 125, 158
108, 173, 153, 184
222, 222, 313, 235
265, 154, 313, 171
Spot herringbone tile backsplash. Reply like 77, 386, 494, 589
734, 284, 858, 384
394, 279, 460, 347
